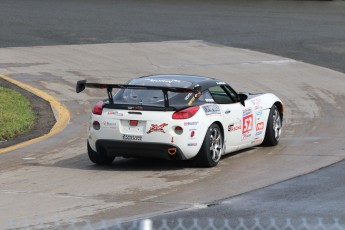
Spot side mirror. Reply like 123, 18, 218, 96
238, 93, 247, 107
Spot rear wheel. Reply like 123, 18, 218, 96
196, 123, 223, 167
262, 105, 282, 146
87, 141, 115, 165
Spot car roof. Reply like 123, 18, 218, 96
139, 74, 213, 82
135, 74, 226, 90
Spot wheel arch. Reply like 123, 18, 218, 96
195, 121, 224, 167
273, 101, 284, 125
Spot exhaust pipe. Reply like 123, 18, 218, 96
168, 148, 177, 155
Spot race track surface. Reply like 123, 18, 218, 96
0, 41, 344, 228
1, 0, 345, 228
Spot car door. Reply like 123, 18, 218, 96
239, 103, 256, 148
207, 85, 244, 153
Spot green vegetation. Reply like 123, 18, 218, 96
0, 87, 36, 141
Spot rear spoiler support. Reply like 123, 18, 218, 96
163, 89, 169, 107
107, 87, 114, 104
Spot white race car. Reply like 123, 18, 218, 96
77, 75, 283, 167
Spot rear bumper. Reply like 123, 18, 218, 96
95, 140, 187, 160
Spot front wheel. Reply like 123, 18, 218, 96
196, 123, 223, 167
87, 141, 115, 165
262, 105, 282, 146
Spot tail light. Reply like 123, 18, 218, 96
172, 106, 199, 119
92, 101, 104, 115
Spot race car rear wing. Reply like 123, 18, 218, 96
76, 80, 201, 108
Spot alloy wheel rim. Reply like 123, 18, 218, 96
209, 128, 223, 162
273, 109, 282, 141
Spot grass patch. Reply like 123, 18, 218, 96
0, 86, 36, 141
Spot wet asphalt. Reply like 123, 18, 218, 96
1, 0, 345, 227
146, 160, 345, 228
1, 0, 345, 73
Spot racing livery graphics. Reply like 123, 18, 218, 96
77, 75, 283, 167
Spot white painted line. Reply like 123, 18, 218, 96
23, 157, 36, 160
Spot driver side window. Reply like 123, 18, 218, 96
208, 86, 234, 104
195, 91, 215, 103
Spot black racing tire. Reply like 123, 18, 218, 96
87, 141, 115, 165
196, 123, 223, 168
262, 105, 282, 146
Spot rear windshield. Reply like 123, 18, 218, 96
113, 78, 193, 107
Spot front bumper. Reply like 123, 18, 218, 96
95, 140, 187, 160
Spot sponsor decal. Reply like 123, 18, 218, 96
107, 111, 123, 116
184, 121, 199, 126
242, 114, 253, 134
255, 105, 263, 111
202, 105, 221, 116
188, 97, 196, 105
228, 123, 241, 132
147, 123, 168, 134
256, 122, 264, 131
251, 98, 262, 106
188, 143, 197, 146
188, 130, 197, 140
243, 108, 252, 117
190, 130, 195, 138
257, 117, 263, 122
216, 81, 226, 85
144, 79, 181, 84
251, 138, 263, 145
242, 133, 251, 141
102, 121, 116, 129
256, 131, 263, 136
128, 106, 143, 110
123, 134, 142, 141
205, 98, 215, 103
184, 93, 193, 100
